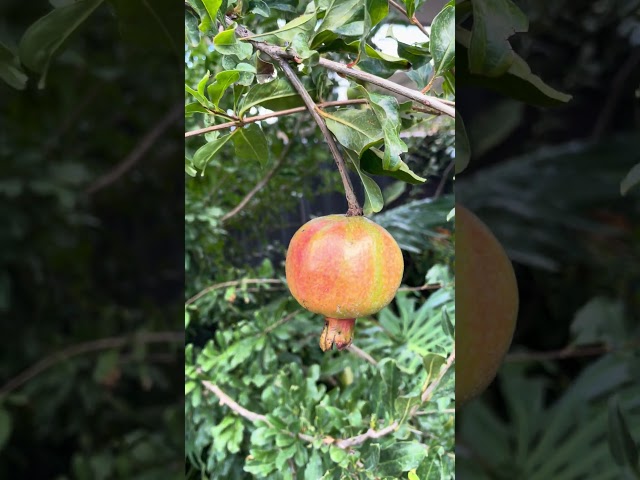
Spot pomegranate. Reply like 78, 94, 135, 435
285, 214, 404, 351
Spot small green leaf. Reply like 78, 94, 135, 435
329, 445, 348, 464
304, 451, 324, 479
353, 86, 408, 170
208, 70, 240, 108
213, 28, 253, 60
201, 0, 222, 24
346, 150, 384, 214
192, 134, 233, 172
621, 162, 640, 196
360, 148, 426, 185
430, 2, 455, 80
247, 14, 317, 43
19, 0, 104, 87
468, 0, 528, 76
324, 108, 384, 155
239, 78, 310, 118
232, 124, 270, 168
377, 442, 428, 476
311, 0, 361, 48
185, 8, 201, 46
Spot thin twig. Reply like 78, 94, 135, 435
232, 22, 454, 117
434, 159, 455, 198
398, 283, 443, 292
317, 57, 454, 116
185, 99, 368, 137
335, 421, 399, 448
86, 102, 183, 194
0, 331, 183, 396
419, 347, 455, 404
202, 381, 399, 448
238, 30, 362, 216
388, 0, 430, 39
263, 310, 303, 335
185, 278, 283, 305
221, 126, 299, 222
347, 344, 378, 365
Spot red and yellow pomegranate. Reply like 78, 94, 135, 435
456, 204, 519, 406
285, 215, 404, 351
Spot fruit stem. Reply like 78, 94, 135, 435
319, 317, 356, 351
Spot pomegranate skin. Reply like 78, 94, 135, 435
285, 215, 404, 320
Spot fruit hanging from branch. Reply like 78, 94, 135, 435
455, 204, 519, 406
285, 214, 404, 351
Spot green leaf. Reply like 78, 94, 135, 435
608, 397, 639, 471
329, 445, 348, 464
0, 42, 27, 90
311, 0, 361, 48
430, 2, 455, 80
377, 442, 428, 476
379, 358, 402, 412
185, 159, 198, 177
346, 150, 384, 215
468, 0, 528, 76
208, 70, 241, 108
360, 148, 426, 185
455, 111, 471, 174
457, 28, 572, 106
353, 86, 408, 170
324, 108, 383, 155
213, 28, 253, 60
291, 33, 319, 67
250, 0, 271, 17
397, 41, 431, 69
363, 442, 381, 470
192, 134, 233, 172
197, 71, 210, 98
92, 350, 119, 383
185, 102, 210, 116
0, 407, 12, 452
358, 0, 389, 64
247, 14, 317, 43
232, 124, 270, 168
18, 0, 104, 87
621, 162, 640, 196
304, 451, 324, 479
185, 8, 201, 47
238, 78, 309, 118
201, 0, 222, 23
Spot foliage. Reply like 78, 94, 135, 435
185, 1, 455, 478
1, 1, 182, 478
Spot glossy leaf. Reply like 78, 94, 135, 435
468, 0, 528, 76
201, 0, 222, 23
208, 71, 241, 108
232, 124, 270, 168
19, 0, 104, 87
192, 134, 233, 172
353, 85, 408, 170
430, 2, 455, 81
346, 150, 384, 214
377, 442, 428, 476
324, 107, 383, 155
360, 148, 426, 185
213, 28, 253, 60
311, 0, 361, 48
457, 28, 571, 106
238, 78, 312, 118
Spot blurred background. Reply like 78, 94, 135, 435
0, 1, 183, 478
456, 1, 640, 478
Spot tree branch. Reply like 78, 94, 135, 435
347, 344, 379, 365
388, 0, 430, 39
185, 278, 283, 305
86, 102, 183, 194
335, 422, 399, 448
420, 347, 455, 404
0, 331, 183, 396
239, 34, 362, 216
185, 99, 442, 138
